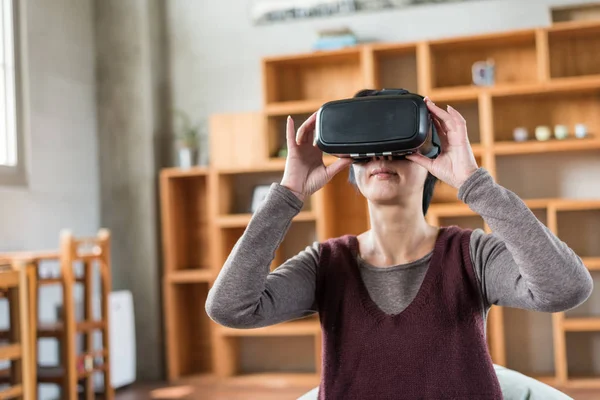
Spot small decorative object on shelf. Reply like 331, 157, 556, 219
472, 58, 495, 86
575, 123, 588, 138
535, 125, 551, 141
173, 109, 200, 169
513, 127, 528, 142
277, 146, 288, 158
554, 124, 569, 140
251, 184, 272, 213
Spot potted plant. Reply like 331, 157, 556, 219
173, 109, 199, 168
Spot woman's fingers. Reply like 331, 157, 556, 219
424, 97, 455, 131
296, 111, 318, 145
286, 116, 297, 149
406, 152, 435, 174
325, 157, 353, 180
433, 118, 450, 148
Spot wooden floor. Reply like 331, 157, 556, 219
114, 381, 600, 400
115, 382, 309, 400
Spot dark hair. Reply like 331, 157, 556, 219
347, 89, 438, 215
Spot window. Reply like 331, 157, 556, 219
0, 0, 25, 185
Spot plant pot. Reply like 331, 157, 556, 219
178, 147, 197, 169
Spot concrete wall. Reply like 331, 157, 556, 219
0, 0, 99, 398
94, 0, 169, 382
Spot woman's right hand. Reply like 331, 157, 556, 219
280, 112, 352, 202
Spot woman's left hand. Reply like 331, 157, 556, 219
406, 97, 479, 189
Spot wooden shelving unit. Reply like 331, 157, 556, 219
160, 20, 600, 390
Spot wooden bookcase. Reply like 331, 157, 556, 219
160, 19, 600, 390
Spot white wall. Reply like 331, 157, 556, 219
0, 0, 99, 398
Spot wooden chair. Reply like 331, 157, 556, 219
0, 229, 114, 400
0, 258, 34, 400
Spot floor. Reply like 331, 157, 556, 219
114, 382, 309, 400
113, 382, 600, 400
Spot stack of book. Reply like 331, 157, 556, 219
313, 27, 358, 50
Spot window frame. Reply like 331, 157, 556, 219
0, 0, 27, 187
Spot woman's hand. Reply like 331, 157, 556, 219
406, 97, 479, 189
280, 112, 352, 202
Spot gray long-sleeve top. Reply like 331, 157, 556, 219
205, 168, 593, 328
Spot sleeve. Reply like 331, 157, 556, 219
461, 168, 593, 312
205, 182, 319, 328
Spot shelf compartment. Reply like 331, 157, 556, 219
548, 21, 600, 80
503, 308, 555, 379
492, 89, 600, 144
565, 331, 600, 380
216, 171, 312, 216
238, 335, 317, 375
428, 30, 538, 91
496, 152, 600, 201
557, 208, 600, 258
263, 48, 363, 105
161, 174, 211, 272
165, 282, 213, 380
372, 44, 418, 93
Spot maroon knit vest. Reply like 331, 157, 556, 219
316, 226, 503, 400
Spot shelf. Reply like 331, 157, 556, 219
553, 200, 600, 211
428, 74, 600, 102
582, 258, 600, 271
217, 319, 320, 337
216, 211, 316, 228
224, 372, 321, 389
428, 197, 571, 216
493, 138, 600, 155
166, 269, 215, 283
563, 318, 600, 332
37, 320, 105, 338
0, 384, 23, 399
265, 100, 323, 116
161, 166, 210, 179
0, 344, 21, 361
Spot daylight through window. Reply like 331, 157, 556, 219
0, 0, 16, 167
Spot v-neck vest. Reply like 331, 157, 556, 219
315, 226, 503, 399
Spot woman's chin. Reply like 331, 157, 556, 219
365, 186, 402, 204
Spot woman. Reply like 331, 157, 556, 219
205, 93, 592, 399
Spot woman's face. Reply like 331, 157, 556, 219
352, 157, 428, 205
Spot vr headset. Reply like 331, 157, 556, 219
315, 89, 441, 163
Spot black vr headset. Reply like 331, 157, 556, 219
315, 88, 441, 163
